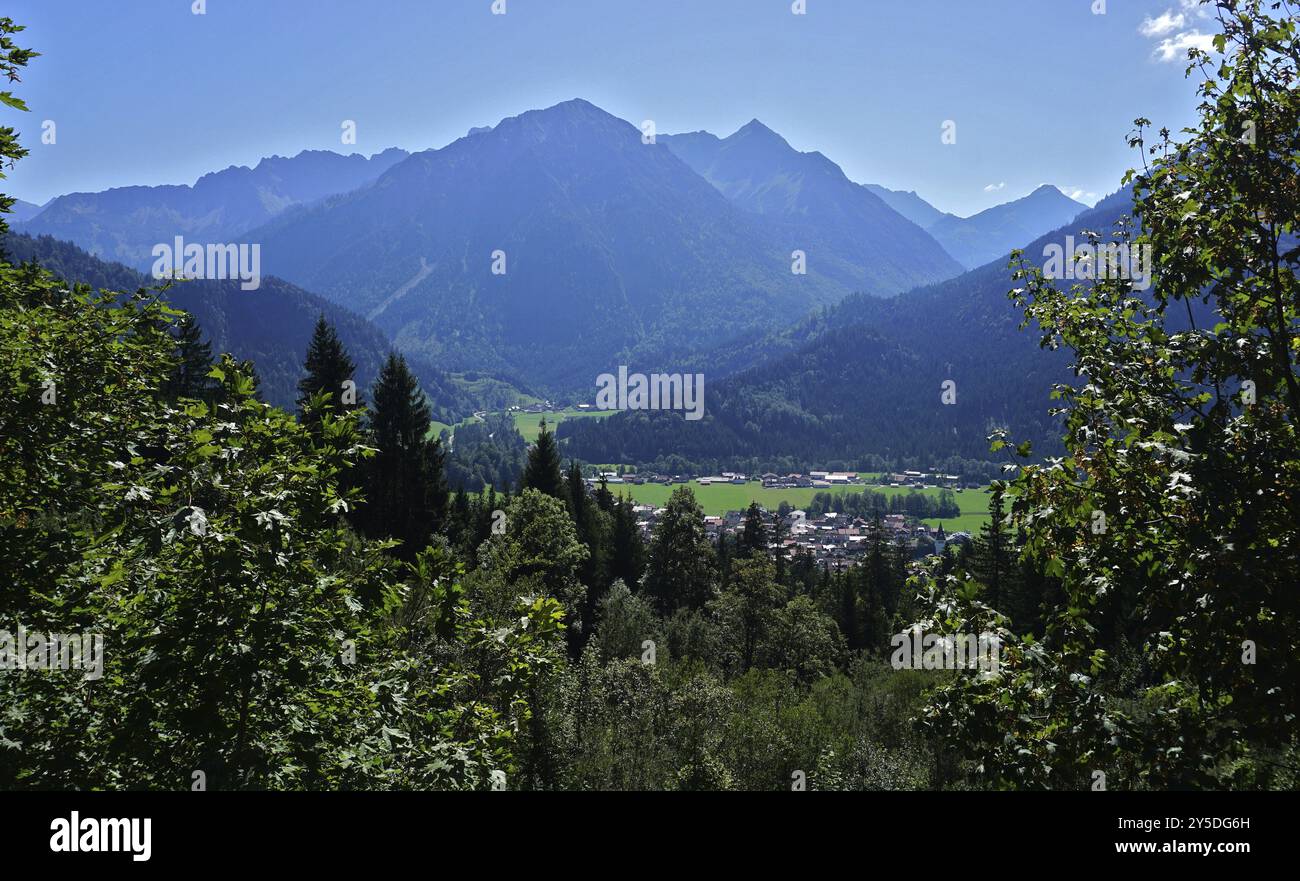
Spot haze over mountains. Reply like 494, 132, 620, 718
560, 187, 1141, 470
2, 232, 473, 421
245, 99, 979, 392
658, 120, 963, 292
8, 199, 44, 224
861, 183, 1089, 270
925, 184, 1089, 269
11, 97, 1113, 443
20, 148, 409, 267
862, 184, 950, 229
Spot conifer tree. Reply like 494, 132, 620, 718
738, 502, 768, 558
565, 459, 611, 644
297, 315, 361, 429
969, 484, 1012, 611
447, 485, 471, 550
521, 419, 565, 500
165, 314, 216, 401
593, 475, 614, 513
362, 353, 449, 559
610, 495, 646, 589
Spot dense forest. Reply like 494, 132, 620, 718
1, 1, 1297, 790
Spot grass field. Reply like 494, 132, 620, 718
613, 481, 992, 532
513, 408, 607, 442
428, 414, 482, 439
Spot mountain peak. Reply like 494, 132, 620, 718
730, 118, 789, 147
493, 98, 634, 141
540, 97, 608, 118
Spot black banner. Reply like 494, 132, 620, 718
5, 791, 1282, 866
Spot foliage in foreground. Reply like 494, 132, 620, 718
0, 263, 564, 789
916, 0, 1300, 790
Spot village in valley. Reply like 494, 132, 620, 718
585, 468, 980, 569
486, 404, 990, 569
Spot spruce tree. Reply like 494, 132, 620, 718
970, 484, 1012, 611
447, 485, 471, 550
738, 502, 768, 558
565, 460, 611, 650
362, 353, 449, 559
593, 475, 614, 513
565, 459, 588, 527
610, 495, 646, 589
165, 315, 215, 401
297, 315, 361, 429
838, 569, 859, 650
521, 419, 565, 499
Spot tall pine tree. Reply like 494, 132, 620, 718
361, 353, 449, 560
610, 495, 646, 589
738, 502, 768, 558
165, 314, 216, 402
521, 419, 564, 499
297, 315, 361, 430
969, 483, 1013, 612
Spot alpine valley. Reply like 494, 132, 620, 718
12, 98, 1116, 473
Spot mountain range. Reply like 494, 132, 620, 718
8, 199, 44, 224
20, 148, 409, 267
658, 121, 964, 293
2, 232, 474, 421
243, 100, 975, 392
7, 98, 1114, 466
925, 184, 1088, 269
558, 187, 1141, 470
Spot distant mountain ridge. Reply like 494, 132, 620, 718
249, 99, 966, 393
659, 121, 964, 294
925, 184, 1088, 269
8, 199, 43, 224
559, 187, 1142, 469
862, 184, 952, 230
2, 231, 473, 421
18, 147, 410, 267
247, 100, 979, 394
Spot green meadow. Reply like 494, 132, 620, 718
611, 480, 992, 532
513, 407, 607, 442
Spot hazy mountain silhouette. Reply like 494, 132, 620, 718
560, 187, 1143, 466
926, 184, 1088, 269
250, 99, 926, 392
3, 231, 471, 420
19, 148, 409, 267
660, 121, 964, 293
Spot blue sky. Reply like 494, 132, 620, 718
5, 0, 1218, 216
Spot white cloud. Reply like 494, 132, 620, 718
1140, 3, 1219, 63
983, 182, 1006, 193
1139, 10, 1185, 37
1153, 29, 1216, 62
